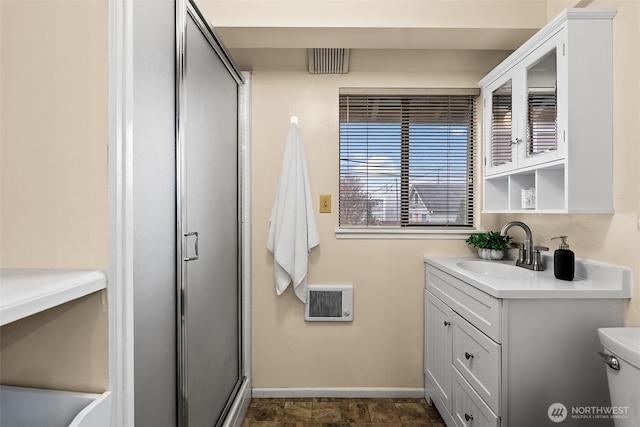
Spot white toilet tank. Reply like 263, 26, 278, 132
598, 327, 640, 427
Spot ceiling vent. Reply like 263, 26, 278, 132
308, 48, 350, 74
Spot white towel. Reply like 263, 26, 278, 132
267, 122, 319, 303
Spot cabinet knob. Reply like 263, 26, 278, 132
443, 321, 451, 327
465, 413, 474, 422
465, 352, 474, 360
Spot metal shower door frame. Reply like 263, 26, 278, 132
175, 1, 245, 426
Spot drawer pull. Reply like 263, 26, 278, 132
444, 321, 451, 327
465, 352, 474, 360
465, 413, 474, 422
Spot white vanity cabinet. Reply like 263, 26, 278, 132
424, 257, 630, 427
480, 8, 616, 213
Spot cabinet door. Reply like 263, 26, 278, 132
484, 29, 566, 176
452, 313, 501, 414
484, 75, 517, 176
518, 30, 566, 169
425, 291, 453, 411
452, 369, 500, 427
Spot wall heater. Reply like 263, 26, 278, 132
305, 284, 353, 322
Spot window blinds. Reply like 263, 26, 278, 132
527, 91, 557, 156
339, 93, 477, 228
491, 94, 513, 167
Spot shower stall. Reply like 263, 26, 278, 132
130, 0, 249, 425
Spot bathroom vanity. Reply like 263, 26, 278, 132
424, 256, 630, 427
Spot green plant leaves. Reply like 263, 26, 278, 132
465, 231, 512, 250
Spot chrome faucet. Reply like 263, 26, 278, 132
500, 221, 548, 271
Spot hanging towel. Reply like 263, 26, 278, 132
267, 121, 319, 303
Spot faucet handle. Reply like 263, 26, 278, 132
532, 247, 547, 271
516, 243, 526, 263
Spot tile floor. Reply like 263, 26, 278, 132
241, 397, 446, 427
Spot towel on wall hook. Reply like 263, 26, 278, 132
267, 120, 319, 303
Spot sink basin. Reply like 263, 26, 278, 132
456, 261, 536, 279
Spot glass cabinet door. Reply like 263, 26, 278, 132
490, 79, 514, 169
525, 48, 557, 159
485, 77, 518, 176
518, 39, 564, 169
484, 32, 564, 176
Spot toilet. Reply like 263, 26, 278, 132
598, 327, 640, 427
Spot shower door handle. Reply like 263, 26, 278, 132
184, 231, 199, 261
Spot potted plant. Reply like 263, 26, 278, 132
465, 231, 512, 260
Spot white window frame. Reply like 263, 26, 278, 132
336, 88, 480, 239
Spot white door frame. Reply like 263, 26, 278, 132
108, 0, 135, 425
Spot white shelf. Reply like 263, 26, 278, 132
0, 385, 111, 427
0, 269, 107, 326
484, 163, 567, 212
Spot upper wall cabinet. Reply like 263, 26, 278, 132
479, 8, 616, 213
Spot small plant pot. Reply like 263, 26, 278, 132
477, 248, 505, 260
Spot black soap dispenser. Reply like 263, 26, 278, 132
551, 236, 575, 281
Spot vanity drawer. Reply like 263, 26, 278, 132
452, 368, 499, 427
453, 312, 501, 414
426, 266, 501, 341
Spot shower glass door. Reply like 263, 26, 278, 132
178, 2, 243, 426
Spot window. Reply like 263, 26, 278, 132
339, 90, 478, 229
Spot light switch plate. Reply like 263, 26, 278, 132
320, 194, 331, 213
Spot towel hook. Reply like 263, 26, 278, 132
290, 115, 298, 125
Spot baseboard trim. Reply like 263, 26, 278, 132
251, 387, 425, 399
223, 378, 252, 427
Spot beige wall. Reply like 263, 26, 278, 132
0, 0, 109, 392
250, 60, 504, 389
0, 291, 108, 393
249, 1, 640, 390
0, 0, 109, 270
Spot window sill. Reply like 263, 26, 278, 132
334, 228, 477, 240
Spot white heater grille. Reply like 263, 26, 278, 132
308, 48, 350, 74
305, 284, 353, 321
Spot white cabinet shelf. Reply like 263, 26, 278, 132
0, 270, 109, 426
0, 385, 111, 427
0, 269, 106, 326
479, 8, 616, 213
484, 162, 567, 213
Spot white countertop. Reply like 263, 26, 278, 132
0, 269, 107, 326
425, 255, 631, 299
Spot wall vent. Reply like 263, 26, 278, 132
305, 284, 353, 322
308, 48, 350, 74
